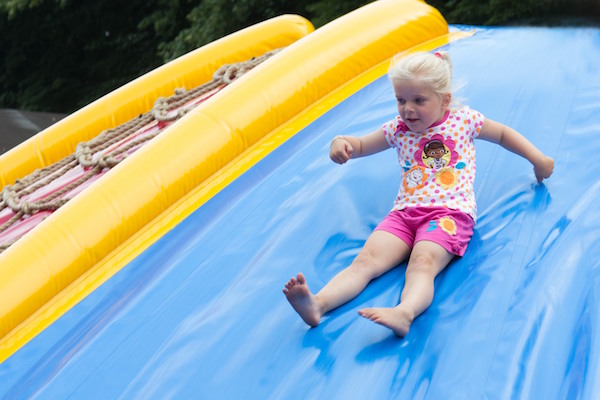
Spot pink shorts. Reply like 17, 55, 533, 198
374, 206, 475, 256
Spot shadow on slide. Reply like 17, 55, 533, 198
1, 0, 600, 398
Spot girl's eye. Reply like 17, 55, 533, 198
415, 98, 425, 105
397, 99, 406, 105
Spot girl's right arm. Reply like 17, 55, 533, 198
329, 128, 390, 164
477, 118, 554, 182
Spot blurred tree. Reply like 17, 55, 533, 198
0, 0, 598, 113
428, 0, 599, 25
0, 0, 187, 112
305, 0, 370, 28
158, 0, 314, 61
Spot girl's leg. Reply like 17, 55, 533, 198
359, 240, 454, 336
283, 230, 411, 327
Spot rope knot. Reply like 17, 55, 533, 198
20, 201, 37, 215
76, 142, 95, 167
97, 154, 120, 169
152, 97, 176, 121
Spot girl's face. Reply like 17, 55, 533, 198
393, 78, 450, 133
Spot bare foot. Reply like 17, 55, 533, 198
358, 306, 414, 337
283, 273, 323, 327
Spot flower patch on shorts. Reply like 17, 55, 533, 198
426, 216, 457, 235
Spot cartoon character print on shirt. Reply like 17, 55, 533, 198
414, 134, 466, 190
415, 134, 458, 169
423, 139, 449, 169
402, 165, 428, 195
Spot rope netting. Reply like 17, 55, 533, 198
0, 48, 282, 254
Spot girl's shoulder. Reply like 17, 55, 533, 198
383, 116, 409, 135
447, 106, 485, 137
382, 116, 410, 148
450, 105, 484, 120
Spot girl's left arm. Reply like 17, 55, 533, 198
478, 118, 554, 182
329, 128, 390, 164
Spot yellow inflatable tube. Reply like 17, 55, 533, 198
0, 0, 449, 357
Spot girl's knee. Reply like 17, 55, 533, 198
350, 251, 384, 279
406, 252, 437, 276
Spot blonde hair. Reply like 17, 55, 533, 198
388, 51, 459, 107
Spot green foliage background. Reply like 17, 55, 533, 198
0, 0, 597, 113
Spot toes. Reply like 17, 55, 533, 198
359, 309, 387, 323
285, 278, 297, 289
283, 273, 310, 297
284, 274, 305, 294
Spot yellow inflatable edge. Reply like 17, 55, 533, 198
0, 0, 466, 362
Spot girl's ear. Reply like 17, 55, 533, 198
442, 93, 451, 108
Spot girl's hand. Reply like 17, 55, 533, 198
329, 137, 353, 164
534, 155, 554, 183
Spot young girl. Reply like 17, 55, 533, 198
283, 51, 554, 337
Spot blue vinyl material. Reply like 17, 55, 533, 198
1, 27, 600, 399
